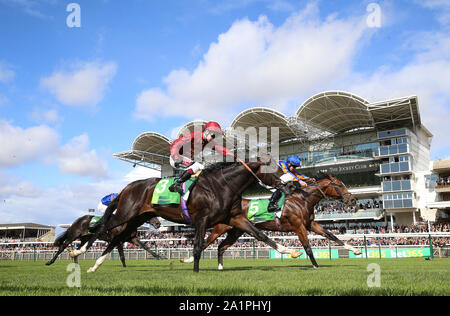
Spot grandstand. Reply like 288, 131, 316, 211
114, 91, 449, 233
0, 223, 55, 243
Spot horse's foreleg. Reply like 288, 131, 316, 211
181, 224, 231, 263
310, 221, 361, 255
117, 243, 126, 267
46, 240, 72, 266
87, 237, 121, 273
229, 215, 301, 258
217, 228, 244, 270
295, 225, 318, 269
193, 217, 208, 273
70, 234, 97, 258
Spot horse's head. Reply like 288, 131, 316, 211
314, 173, 357, 207
147, 217, 161, 230
253, 155, 284, 188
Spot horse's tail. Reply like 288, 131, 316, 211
54, 230, 68, 247
89, 193, 121, 233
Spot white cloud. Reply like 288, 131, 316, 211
416, 0, 450, 26
29, 108, 62, 124
0, 120, 109, 179
347, 31, 450, 157
56, 134, 108, 179
0, 181, 121, 226
0, 120, 60, 168
0, 172, 42, 198
41, 61, 117, 108
135, 3, 368, 122
0, 166, 161, 226
124, 166, 161, 183
0, 0, 57, 19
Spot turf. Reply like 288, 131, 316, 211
0, 258, 448, 296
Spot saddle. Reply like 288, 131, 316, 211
151, 172, 201, 225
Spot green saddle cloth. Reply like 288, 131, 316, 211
248, 193, 286, 222
151, 177, 197, 205
89, 216, 102, 229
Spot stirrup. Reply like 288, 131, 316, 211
267, 204, 281, 213
169, 183, 184, 195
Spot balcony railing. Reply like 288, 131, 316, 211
315, 209, 383, 221
382, 180, 413, 192
376, 143, 409, 157
380, 162, 411, 174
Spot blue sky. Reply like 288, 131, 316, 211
1, 0, 450, 227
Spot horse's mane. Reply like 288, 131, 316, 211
313, 172, 333, 181
200, 161, 242, 176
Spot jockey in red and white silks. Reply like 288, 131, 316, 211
168, 121, 234, 195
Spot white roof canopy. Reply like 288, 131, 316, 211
114, 132, 172, 170
114, 91, 428, 170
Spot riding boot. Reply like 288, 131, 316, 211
169, 170, 192, 195
267, 189, 283, 213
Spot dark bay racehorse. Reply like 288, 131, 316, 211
182, 173, 362, 269
46, 214, 161, 266
71, 158, 302, 273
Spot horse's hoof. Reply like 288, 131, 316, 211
181, 257, 194, 263
354, 250, 362, 255
45, 261, 52, 266
313, 265, 319, 270
218, 264, 224, 271
87, 267, 95, 273
291, 250, 302, 258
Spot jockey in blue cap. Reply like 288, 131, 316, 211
267, 155, 312, 213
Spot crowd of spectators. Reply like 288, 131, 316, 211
1, 222, 449, 252
437, 176, 450, 186
313, 199, 382, 215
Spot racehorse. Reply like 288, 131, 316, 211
46, 214, 161, 266
182, 173, 362, 269
71, 157, 302, 273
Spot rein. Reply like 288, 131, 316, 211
238, 159, 275, 190
310, 178, 352, 201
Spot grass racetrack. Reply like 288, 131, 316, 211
1, 258, 449, 296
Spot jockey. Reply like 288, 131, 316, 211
169, 121, 234, 195
267, 155, 311, 213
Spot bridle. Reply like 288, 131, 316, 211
311, 176, 353, 203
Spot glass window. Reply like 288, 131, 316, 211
398, 143, 408, 153
400, 162, 410, 172
391, 163, 400, 173
425, 174, 438, 189
379, 146, 389, 156
384, 200, 393, 209
389, 145, 398, 155
403, 199, 413, 208
401, 180, 411, 191
392, 181, 401, 191
394, 200, 403, 208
